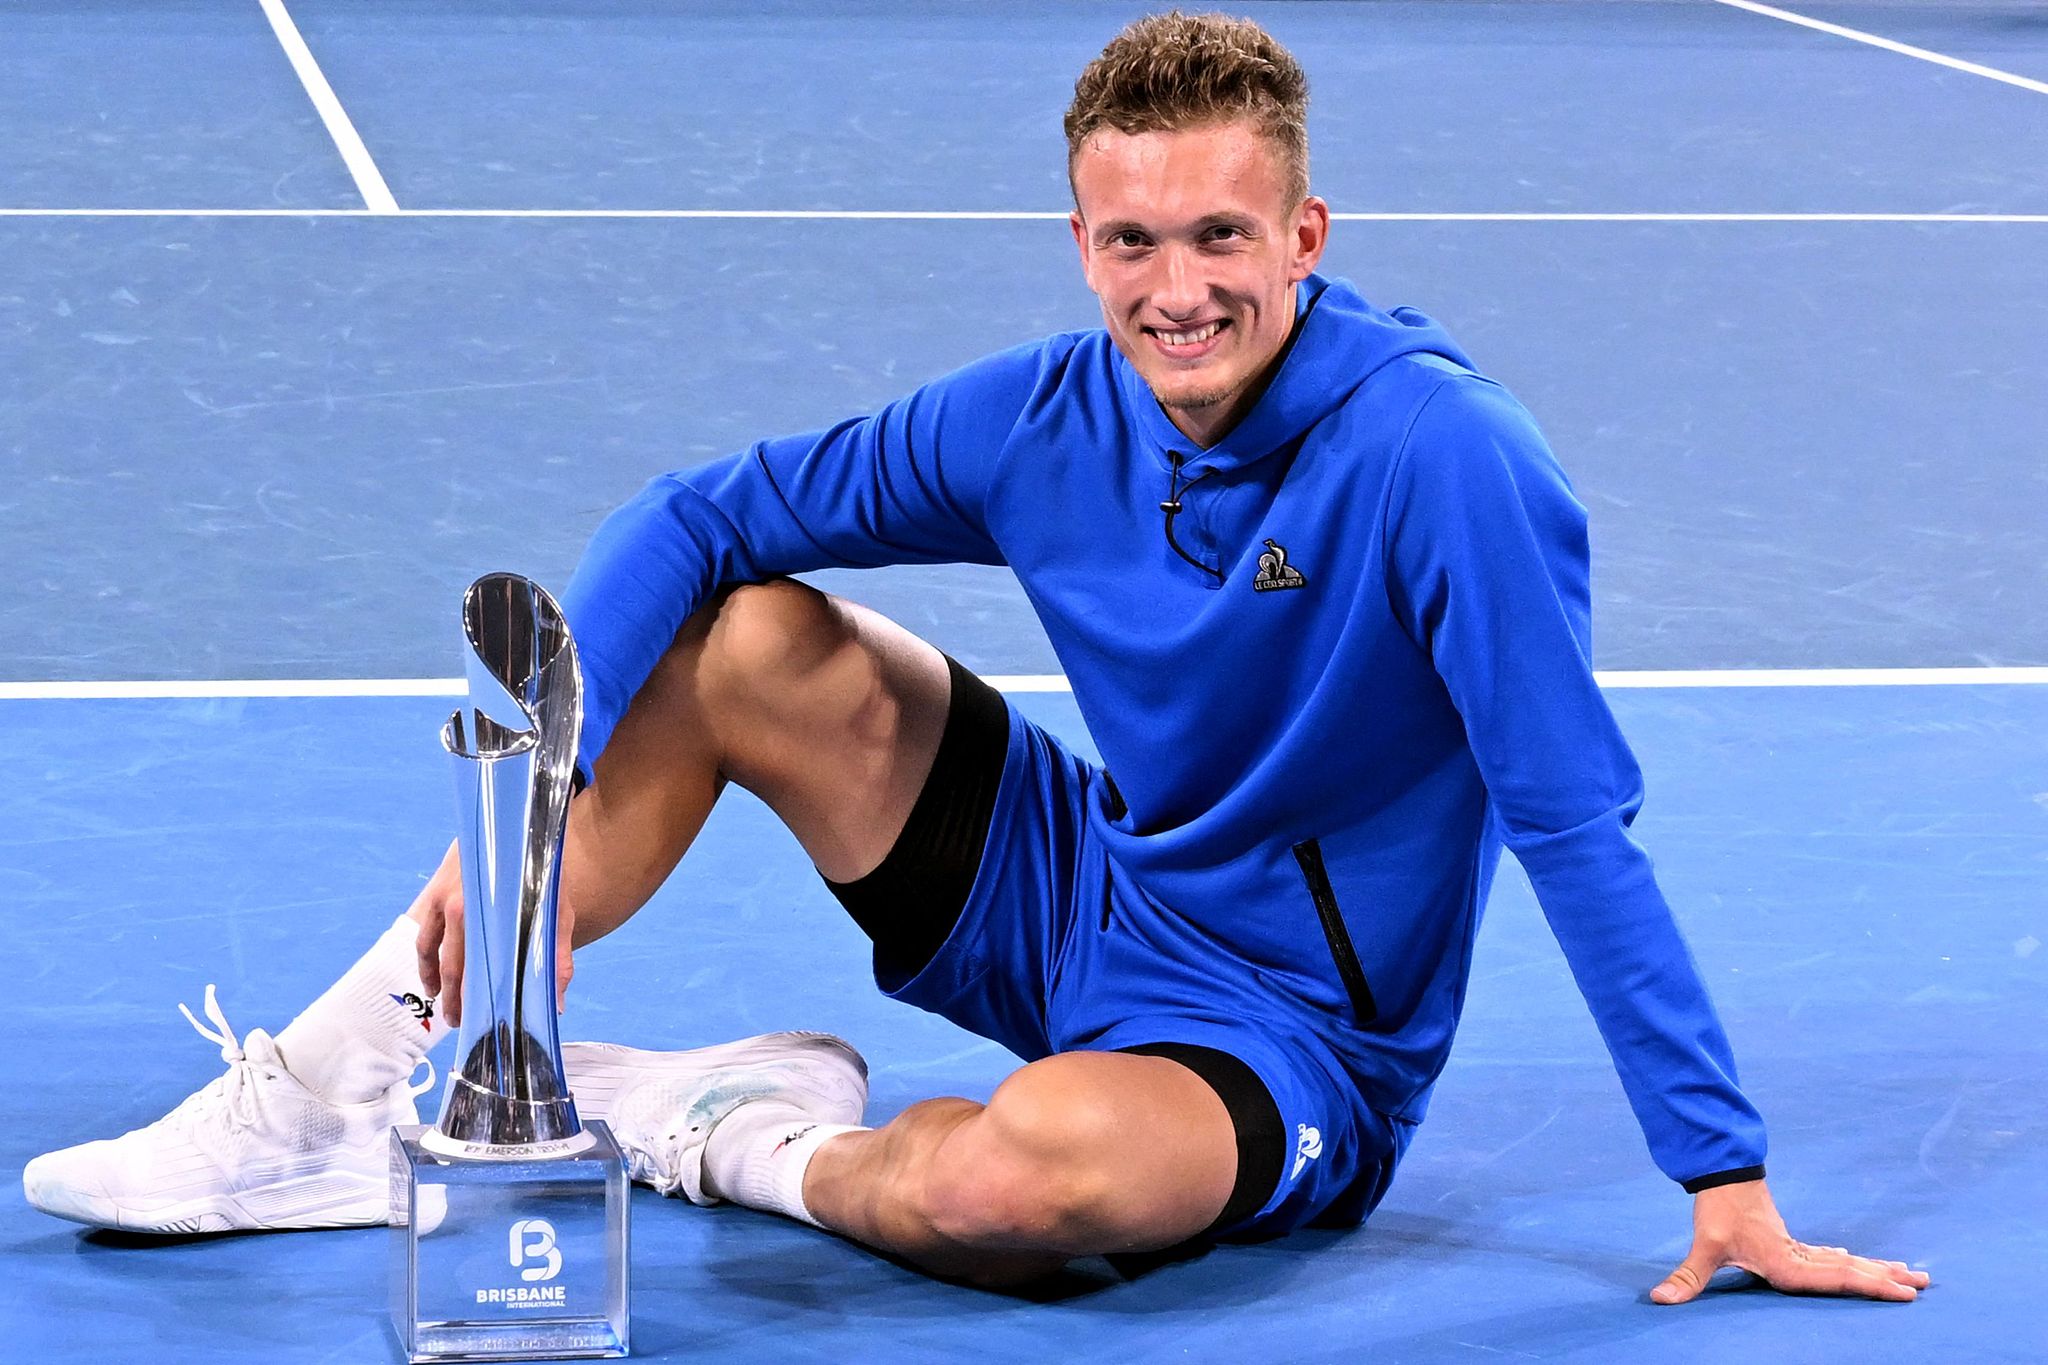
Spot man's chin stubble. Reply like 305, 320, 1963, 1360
1158, 382, 1239, 415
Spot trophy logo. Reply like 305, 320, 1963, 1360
511, 1219, 562, 1283
389, 574, 630, 1362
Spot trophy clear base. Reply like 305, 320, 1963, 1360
390, 1121, 630, 1363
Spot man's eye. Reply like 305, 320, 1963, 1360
1206, 226, 1242, 241
1111, 233, 1146, 248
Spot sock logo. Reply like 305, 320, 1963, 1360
772, 1124, 819, 1156
391, 991, 436, 1030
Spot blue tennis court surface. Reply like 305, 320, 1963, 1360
4, 2, 2044, 1361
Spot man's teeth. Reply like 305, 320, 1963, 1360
1157, 321, 1223, 347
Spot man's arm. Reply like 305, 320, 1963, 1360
561, 339, 1051, 778
1385, 373, 1763, 1188
1384, 374, 1925, 1301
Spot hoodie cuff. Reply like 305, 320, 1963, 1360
1680, 1164, 1765, 1194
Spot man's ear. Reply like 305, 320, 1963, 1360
1289, 195, 1331, 282
1070, 211, 1095, 289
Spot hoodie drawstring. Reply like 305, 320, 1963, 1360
1161, 452, 1225, 584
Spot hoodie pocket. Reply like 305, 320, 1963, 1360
1292, 839, 1379, 1025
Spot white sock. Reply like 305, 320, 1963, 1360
273, 914, 450, 1104
700, 1100, 865, 1228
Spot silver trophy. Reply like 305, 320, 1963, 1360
391, 573, 630, 1363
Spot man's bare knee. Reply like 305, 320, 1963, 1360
917, 1051, 1239, 1264
624, 580, 859, 740
695, 581, 922, 760
636, 579, 946, 882
698, 580, 854, 697
919, 1060, 1130, 1253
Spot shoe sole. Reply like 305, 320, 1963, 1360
24, 1166, 389, 1235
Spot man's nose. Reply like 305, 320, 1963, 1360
1151, 246, 1208, 319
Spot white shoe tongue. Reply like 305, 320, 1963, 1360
241, 1027, 287, 1068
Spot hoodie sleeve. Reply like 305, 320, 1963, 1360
560, 340, 1047, 778
1383, 373, 1767, 1190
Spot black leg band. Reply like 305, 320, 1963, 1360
1115, 1041, 1285, 1235
824, 655, 1010, 982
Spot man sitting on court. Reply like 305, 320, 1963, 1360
25, 13, 1925, 1306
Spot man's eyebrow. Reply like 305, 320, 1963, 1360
1091, 218, 1150, 240
1091, 212, 1259, 241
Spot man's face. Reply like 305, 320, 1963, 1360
1070, 120, 1329, 448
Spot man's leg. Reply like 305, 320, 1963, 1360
515, 581, 1248, 1282
577, 578, 954, 906
806, 1050, 1240, 1285
413, 576, 954, 1024
544, 583, 1245, 1282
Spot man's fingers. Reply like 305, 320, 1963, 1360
555, 900, 576, 1014
1862, 1255, 1930, 1290
415, 911, 445, 996
1761, 1243, 1923, 1301
416, 840, 463, 1021
441, 911, 465, 1027
1650, 1246, 1724, 1305
1862, 1256, 1929, 1294
1836, 1263, 1919, 1302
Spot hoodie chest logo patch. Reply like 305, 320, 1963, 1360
1252, 539, 1308, 592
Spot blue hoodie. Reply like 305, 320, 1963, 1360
563, 273, 1768, 1189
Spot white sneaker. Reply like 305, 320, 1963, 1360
564, 1032, 867, 1204
22, 985, 432, 1234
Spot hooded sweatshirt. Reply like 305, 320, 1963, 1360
561, 272, 1768, 1190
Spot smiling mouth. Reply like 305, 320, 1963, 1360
1145, 318, 1230, 358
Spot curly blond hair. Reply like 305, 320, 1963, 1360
1064, 11, 1310, 206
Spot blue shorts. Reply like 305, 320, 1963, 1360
829, 663, 1410, 1241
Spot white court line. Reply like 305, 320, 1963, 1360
1332, 212, 2048, 224
1712, 0, 2048, 98
1593, 666, 2048, 689
257, 0, 398, 214
4, 667, 2048, 702
1, 207, 2046, 223
0, 679, 464, 700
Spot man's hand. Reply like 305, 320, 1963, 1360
1651, 1178, 1929, 1304
411, 840, 578, 1028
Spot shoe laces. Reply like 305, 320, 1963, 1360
171, 983, 267, 1131
175, 983, 441, 1113
159, 985, 438, 1146
612, 1104, 707, 1197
